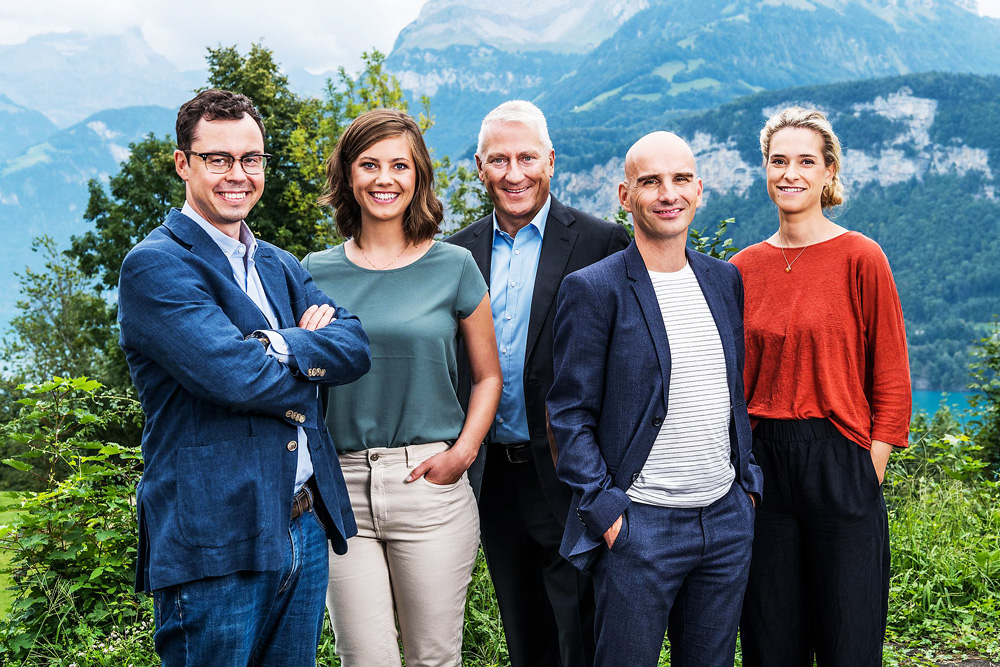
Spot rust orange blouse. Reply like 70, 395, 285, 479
730, 231, 911, 449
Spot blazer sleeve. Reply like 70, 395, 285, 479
118, 246, 367, 426
548, 270, 631, 541
266, 258, 371, 387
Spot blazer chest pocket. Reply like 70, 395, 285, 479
176, 437, 266, 548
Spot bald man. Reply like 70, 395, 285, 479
547, 132, 763, 667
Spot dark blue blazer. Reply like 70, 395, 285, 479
118, 209, 371, 592
547, 242, 763, 571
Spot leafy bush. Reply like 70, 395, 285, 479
885, 429, 1000, 660
0, 377, 147, 664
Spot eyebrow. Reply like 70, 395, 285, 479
770, 152, 819, 159
358, 155, 412, 162
635, 171, 694, 181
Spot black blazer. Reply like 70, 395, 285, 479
447, 195, 631, 523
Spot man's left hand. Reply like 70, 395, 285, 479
298, 304, 336, 330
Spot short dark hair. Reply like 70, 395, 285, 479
320, 108, 442, 246
175, 89, 266, 151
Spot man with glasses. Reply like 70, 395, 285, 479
117, 88, 371, 665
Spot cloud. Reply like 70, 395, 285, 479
0, 0, 428, 74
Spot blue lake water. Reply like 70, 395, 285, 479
911, 390, 975, 421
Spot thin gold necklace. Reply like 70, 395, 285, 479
777, 229, 808, 273
355, 238, 410, 271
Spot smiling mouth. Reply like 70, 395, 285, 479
654, 207, 684, 216
370, 192, 400, 203
218, 191, 248, 201
503, 186, 530, 195
778, 186, 805, 193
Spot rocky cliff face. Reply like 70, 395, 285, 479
557, 83, 995, 217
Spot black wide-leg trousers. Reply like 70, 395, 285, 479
740, 418, 890, 667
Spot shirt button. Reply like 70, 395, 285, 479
286, 440, 297, 452
498, 417, 504, 424
370, 453, 380, 462
509, 281, 516, 287
505, 315, 512, 320
501, 348, 507, 354
514, 250, 520, 255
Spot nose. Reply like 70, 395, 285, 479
783, 162, 800, 180
505, 160, 524, 182
375, 165, 394, 185
658, 182, 678, 202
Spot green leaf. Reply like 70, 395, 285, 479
2, 459, 33, 472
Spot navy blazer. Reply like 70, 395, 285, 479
118, 209, 371, 592
547, 242, 763, 571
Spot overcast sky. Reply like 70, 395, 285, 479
1, 0, 998, 74
0, 0, 431, 74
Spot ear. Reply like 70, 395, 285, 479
618, 181, 632, 213
547, 149, 555, 177
174, 149, 190, 181
695, 178, 704, 207
474, 154, 486, 184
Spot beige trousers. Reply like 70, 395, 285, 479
326, 442, 480, 667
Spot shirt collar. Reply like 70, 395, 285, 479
492, 194, 551, 240
182, 201, 257, 261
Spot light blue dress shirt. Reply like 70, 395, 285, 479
490, 195, 551, 444
182, 202, 313, 492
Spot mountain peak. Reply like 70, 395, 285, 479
393, 0, 649, 54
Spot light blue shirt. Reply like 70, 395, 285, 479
182, 202, 313, 492
490, 196, 551, 444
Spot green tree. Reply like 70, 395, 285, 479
968, 319, 1000, 472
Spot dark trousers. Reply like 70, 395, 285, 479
740, 418, 890, 667
593, 482, 755, 667
480, 444, 596, 667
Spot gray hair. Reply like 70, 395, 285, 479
477, 100, 553, 155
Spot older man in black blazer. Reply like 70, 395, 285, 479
448, 100, 630, 667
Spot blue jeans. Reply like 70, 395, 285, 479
152, 505, 329, 667
592, 482, 755, 667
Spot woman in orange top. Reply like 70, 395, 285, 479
730, 107, 910, 667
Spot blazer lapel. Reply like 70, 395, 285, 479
624, 243, 671, 409
525, 199, 578, 363
464, 216, 494, 285
686, 250, 738, 391
253, 245, 294, 328
163, 209, 237, 284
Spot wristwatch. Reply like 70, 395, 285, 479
247, 331, 271, 350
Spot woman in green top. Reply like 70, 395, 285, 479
302, 108, 502, 667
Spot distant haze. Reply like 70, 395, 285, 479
0, 0, 431, 74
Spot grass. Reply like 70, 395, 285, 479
2, 449, 998, 665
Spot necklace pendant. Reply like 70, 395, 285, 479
785, 266, 792, 273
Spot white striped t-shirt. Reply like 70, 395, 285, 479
626, 262, 735, 508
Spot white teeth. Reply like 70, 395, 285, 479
505, 188, 528, 194
371, 192, 398, 201
219, 192, 247, 201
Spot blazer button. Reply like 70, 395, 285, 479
285, 410, 294, 419
297, 414, 306, 424
319, 369, 326, 377
287, 440, 298, 452
370, 452, 380, 462
652, 417, 663, 427
631, 472, 640, 483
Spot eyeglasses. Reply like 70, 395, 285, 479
182, 151, 273, 175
